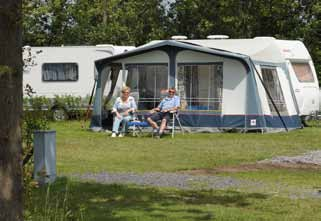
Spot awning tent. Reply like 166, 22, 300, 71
90, 38, 302, 133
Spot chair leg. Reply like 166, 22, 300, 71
137, 126, 143, 137
172, 114, 175, 138
132, 125, 137, 137
175, 114, 184, 135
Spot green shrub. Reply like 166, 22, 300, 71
24, 95, 92, 120
24, 96, 51, 110
23, 97, 50, 219
53, 95, 82, 108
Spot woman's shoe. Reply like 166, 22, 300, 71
118, 133, 124, 137
111, 133, 117, 137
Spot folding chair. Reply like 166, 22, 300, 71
168, 110, 184, 138
128, 120, 149, 136
127, 113, 149, 136
150, 111, 185, 138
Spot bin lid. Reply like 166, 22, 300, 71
34, 130, 56, 134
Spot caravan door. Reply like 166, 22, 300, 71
287, 61, 320, 116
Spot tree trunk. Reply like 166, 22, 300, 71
0, 0, 23, 220
103, 0, 108, 25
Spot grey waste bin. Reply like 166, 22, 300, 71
33, 130, 56, 184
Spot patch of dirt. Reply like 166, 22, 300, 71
183, 163, 321, 175
220, 162, 321, 172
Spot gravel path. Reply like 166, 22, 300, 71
66, 171, 321, 199
69, 172, 253, 190
259, 150, 321, 165
65, 151, 321, 199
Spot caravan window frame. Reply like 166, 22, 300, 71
260, 65, 288, 115
176, 62, 223, 112
42, 62, 79, 82
125, 63, 169, 110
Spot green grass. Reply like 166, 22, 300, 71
224, 168, 321, 198
26, 121, 321, 220
228, 169, 321, 188
27, 177, 321, 221
53, 121, 321, 174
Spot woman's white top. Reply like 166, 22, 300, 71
112, 96, 137, 114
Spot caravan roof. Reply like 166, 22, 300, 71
181, 37, 311, 63
96, 37, 312, 66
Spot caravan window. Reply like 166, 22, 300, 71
125, 64, 168, 110
291, 63, 314, 83
42, 63, 79, 81
177, 63, 223, 111
261, 67, 288, 114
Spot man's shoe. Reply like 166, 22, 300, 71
118, 133, 124, 137
111, 133, 117, 138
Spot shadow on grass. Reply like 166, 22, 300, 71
28, 177, 268, 221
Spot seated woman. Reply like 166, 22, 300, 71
111, 86, 137, 137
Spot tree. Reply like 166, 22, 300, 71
71, 0, 169, 46
23, 0, 74, 46
22, 0, 321, 81
22, 0, 168, 46
0, 0, 23, 220
168, 0, 321, 82
300, 0, 321, 83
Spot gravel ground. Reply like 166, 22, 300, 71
69, 172, 252, 190
66, 171, 321, 199
64, 151, 321, 199
259, 150, 321, 165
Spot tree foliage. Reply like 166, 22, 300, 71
23, 0, 168, 46
168, 0, 321, 82
22, 0, 321, 82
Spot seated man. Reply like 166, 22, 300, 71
147, 88, 180, 138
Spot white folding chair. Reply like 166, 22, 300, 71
168, 110, 184, 138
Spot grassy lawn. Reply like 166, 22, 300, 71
28, 178, 321, 221
54, 121, 321, 174
26, 121, 321, 220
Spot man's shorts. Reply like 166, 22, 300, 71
149, 112, 171, 122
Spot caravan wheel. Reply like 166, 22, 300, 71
52, 108, 68, 121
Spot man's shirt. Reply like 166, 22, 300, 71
159, 95, 180, 111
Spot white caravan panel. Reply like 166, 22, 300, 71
276, 40, 319, 115
286, 60, 319, 115
23, 45, 134, 98
221, 60, 247, 115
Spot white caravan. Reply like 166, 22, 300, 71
23, 45, 135, 98
184, 37, 320, 118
